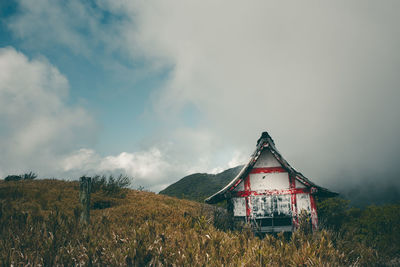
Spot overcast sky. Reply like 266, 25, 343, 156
1, 1, 399, 196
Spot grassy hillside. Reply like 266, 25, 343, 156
0, 179, 399, 266
159, 165, 242, 202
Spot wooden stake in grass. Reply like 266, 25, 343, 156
79, 176, 92, 224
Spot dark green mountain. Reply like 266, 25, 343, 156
159, 165, 243, 202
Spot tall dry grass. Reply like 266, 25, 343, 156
0, 180, 390, 266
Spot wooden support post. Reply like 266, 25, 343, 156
244, 175, 251, 223
79, 176, 92, 224
289, 174, 298, 230
309, 193, 318, 231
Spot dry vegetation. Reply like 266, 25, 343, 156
0, 179, 398, 266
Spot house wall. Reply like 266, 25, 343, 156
250, 172, 289, 190
249, 149, 290, 191
251, 195, 291, 218
295, 180, 306, 188
232, 197, 246, 216
253, 150, 281, 168
233, 150, 286, 192
230, 148, 316, 232
296, 193, 311, 213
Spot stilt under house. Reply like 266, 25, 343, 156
205, 132, 337, 233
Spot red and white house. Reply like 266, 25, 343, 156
205, 132, 337, 233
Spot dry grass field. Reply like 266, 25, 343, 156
0, 179, 398, 266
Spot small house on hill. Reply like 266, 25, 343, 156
205, 132, 337, 233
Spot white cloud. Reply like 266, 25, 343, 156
62, 149, 101, 172
5, 1, 400, 193
124, 1, 400, 177
100, 148, 169, 178
100, 0, 400, 191
0, 48, 232, 190
227, 151, 248, 169
62, 147, 180, 192
0, 47, 96, 178
0, 47, 178, 191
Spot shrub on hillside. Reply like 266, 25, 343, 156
4, 175, 21, 181
317, 197, 350, 231
4, 172, 37, 181
91, 174, 131, 198
297, 209, 313, 235
22, 172, 38, 180
318, 197, 400, 262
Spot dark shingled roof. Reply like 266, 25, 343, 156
205, 131, 338, 204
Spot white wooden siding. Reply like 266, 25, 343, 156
251, 195, 291, 218
295, 180, 306, 188
232, 198, 246, 216
253, 149, 281, 168
296, 193, 311, 213
250, 172, 289, 190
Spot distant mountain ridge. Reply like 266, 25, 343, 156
159, 166, 243, 202
160, 165, 400, 207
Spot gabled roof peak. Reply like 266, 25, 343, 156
256, 131, 275, 146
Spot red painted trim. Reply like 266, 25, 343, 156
245, 197, 251, 219
233, 188, 310, 197
309, 194, 318, 230
229, 178, 243, 191
244, 175, 250, 191
289, 174, 298, 228
295, 175, 311, 187
244, 175, 251, 221
250, 167, 286, 174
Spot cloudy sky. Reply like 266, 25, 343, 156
1, 1, 399, 197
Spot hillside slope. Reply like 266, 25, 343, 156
159, 165, 242, 201
1, 179, 398, 266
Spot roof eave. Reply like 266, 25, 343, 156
315, 188, 339, 198
204, 163, 252, 204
